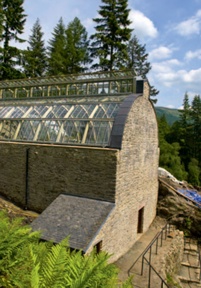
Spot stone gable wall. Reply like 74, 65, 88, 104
86, 96, 159, 261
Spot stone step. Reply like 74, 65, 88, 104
181, 262, 200, 269
179, 264, 201, 283
182, 253, 199, 266
178, 275, 201, 284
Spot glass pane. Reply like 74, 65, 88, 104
26, 106, 49, 118
10, 107, 29, 118
17, 120, 39, 141
69, 104, 95, 118
61, 120, 85, 144
37, 120, 59, 142
0, 107, 13, 118
47, 105, 71, 118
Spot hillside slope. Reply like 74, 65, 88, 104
155, 106, 180, 125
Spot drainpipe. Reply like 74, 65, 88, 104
25, 148, 30, 210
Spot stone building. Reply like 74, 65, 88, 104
0, 70, 159, 261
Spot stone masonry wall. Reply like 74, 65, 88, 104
0, 142, 117, 212
160, 230, 184, 281
86, 96, 159, 262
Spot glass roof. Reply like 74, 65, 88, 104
0, 70, 136, 100
0, 70, 140, 147
0, 99, 123, 147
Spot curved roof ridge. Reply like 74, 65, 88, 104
109, 94, 142, 149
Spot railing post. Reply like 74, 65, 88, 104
141, 255, 144, 275
156, 237, 158, 255
161, 230, 163, 247
148, 246, 152, 288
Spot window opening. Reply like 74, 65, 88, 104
94, 241, 102, 254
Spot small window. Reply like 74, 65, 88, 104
94, 241, 102, 253
137, 207, 144, 233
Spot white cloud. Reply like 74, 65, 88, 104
129, 10, 158, 40
185, 49, 201, 60
150, 59, 201, 95
174, 9, 201, 36
182, 68, 201, 83
149, 46, 172, 61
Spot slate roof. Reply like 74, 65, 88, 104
31, 194, 115, 251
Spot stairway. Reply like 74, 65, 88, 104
128, 224, 175, 288
178, 238, 201, 288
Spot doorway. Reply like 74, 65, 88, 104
137, 207, 144, 233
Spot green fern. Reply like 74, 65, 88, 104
0, 211, 132, 288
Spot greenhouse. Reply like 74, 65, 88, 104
0, 70, 143, 147
0, 69, 159, 262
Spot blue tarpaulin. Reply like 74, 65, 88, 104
177, 189, 201, 207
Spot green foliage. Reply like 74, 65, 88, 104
166, 273, 181, 288
126, 35, 158, 101
47, 17, 67, 75
48, 17, 91, 75
0, 0, 26, 80
90, 0, 132, 71
0, 211, 40, 287
127, 35, 151, 76
0, 0, 3, 40
157, 93, 201, 186
0, 211, 132, 288
155, 107, 180, 126
64, 17, 92, 74
159, 139, 187, 180
188, 158, 200, 186
22, 18, 47, 77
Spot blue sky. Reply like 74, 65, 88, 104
21, 0, 201, 108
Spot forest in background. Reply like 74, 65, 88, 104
157, 93, 201, 187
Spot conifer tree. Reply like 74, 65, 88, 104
126, 35, 159, 101
0, 0, 26, 80
22, 18, 47, 77
47, 17, 66, 75
190, 95, 201, 162
127, 35, 151, 76
64, 17, 91, 74
0, 0, 3, 40
176, 92, 192, 168
90, 0, 132, 71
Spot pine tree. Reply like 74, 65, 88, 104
64, 17, 91, 74
90, 0, 132, 71
177, 92, 192, 168
179, 92, 191, 129
22, 18, 47, 77
47, 17, 66, 75
190, 95, 201, 162
127, 35, 151, 76
126, 35, 159, 101
0, 0, 3, 40
0, 0, 26, 80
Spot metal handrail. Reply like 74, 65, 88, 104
128, 223, 170, 275
143, 257, 169, 288
128, 222, 172, 287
